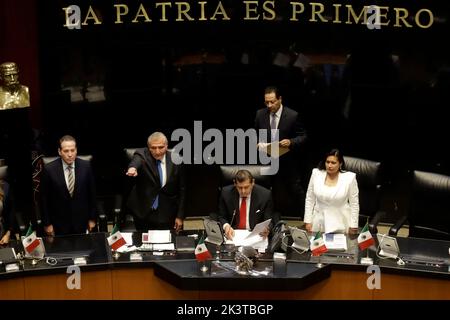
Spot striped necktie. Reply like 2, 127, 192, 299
67, 165, 74, 197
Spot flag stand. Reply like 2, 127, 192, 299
315, 255, 324, 268
215, 245, 221, 261
112, 250, 121, 260
359, 218, 374, 265
360, 249, 373, 265
200, 262, 209, 272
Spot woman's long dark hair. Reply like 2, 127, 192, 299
317, 149, 346, 172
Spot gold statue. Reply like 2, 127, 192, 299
0, 62, 30, 110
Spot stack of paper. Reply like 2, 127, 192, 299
323, 233, 347, 251
148, 230, 171, 243
225, 219, 271, 252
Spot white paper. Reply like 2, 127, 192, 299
152, 243, 175, 251
116, 245, 137, 253
148, 230, 171, 243
225, 219, 271, 250
121, 232, 133, 245
248, 219, 271, 238
323, 233, 347, 251
225, 230, 251, 246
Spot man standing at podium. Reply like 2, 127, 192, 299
126, 132, 186, 231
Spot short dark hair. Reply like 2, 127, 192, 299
264, 86, 281, 99
318, 148, 346, 172
59, 135, 76, 149
234, 169, 255, 183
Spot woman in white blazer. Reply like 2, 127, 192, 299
304, 149, 359, 235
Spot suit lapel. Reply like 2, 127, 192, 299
233, 188, 240, 227
143, 149, 159, 185
264, 109, 271, 130
249, 187, 259, 228
164, 152, 173, 188
73, 159, 79, 196
279, 106, 287, 133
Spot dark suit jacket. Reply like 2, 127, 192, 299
40, 158, 97, 235
217, 184, 275, 230
255, 105, 307, 176
126, 148, 186, 225
0, 181, 14, 237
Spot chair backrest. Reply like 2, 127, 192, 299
124, 148, 138, 162
343, 156, 382, 224
409, 170, 450, 240
0, 165, 7, 180
219, 165, 272, 190
42, 155, 93, 166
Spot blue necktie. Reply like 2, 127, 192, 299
152, 160, 163, 209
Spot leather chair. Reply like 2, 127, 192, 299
0, 164, 7, 181
343, 156, 385, 233
219, 165, 272, 190
42, 155, 93, 165
389, 170, 450, 240
112, 148, 139, 232
0, 163, 26, 236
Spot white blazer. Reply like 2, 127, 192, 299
304, 168, 359, 233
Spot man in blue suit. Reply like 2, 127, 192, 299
126, 132, 186, 231
40, 135, 97, 236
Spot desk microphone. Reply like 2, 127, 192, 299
230, 209, 236, 227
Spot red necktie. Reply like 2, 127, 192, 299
238, 197, 247, 229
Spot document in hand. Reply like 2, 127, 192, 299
226, 219, 271, 251
260, 142, 290, 159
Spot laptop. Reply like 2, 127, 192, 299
203, 218, 224, 246
289, 227, 310, 251
376, 234, 400, 259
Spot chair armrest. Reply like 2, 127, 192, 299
15, 210, 27, 236
113, 194, 123, 225
96, 200, 107, 232
369, 210, 386, 234
389, 215, 408, 236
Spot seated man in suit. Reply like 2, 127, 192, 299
217, 169, 275, 240
126, 132, 186, 231
40, 135, 97, 236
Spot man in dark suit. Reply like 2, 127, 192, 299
217, 170, 275, 240
255, 86, 308, 218
40, 135, 97, 236
126, 132, 186, 231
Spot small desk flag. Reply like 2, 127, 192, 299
195, 237, 212, 262
107, 224, 126, 251
310, 231, 328, 256
22, 224, 40, 254
358, 223, 375, 250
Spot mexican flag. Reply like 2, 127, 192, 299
358, 223, 375, 250
107, 224, 126, 251
310, 231, 327, 256
22, 224, 40, 254
195, 237, 212, 261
